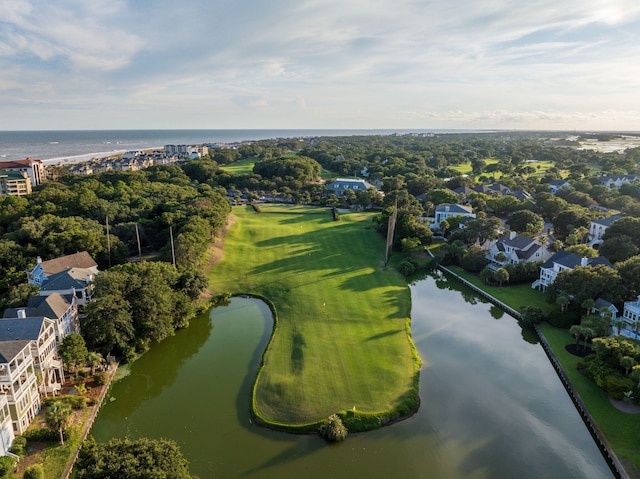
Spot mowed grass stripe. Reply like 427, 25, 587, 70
208, 205, 417, 425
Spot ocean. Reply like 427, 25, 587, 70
0, 129, 477, 165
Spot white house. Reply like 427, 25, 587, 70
0, 395, 14, 456
622, 296, 640, 338
0, 340, 41, 434
327, 178, 375, 193
532, 251, 613, 292
0, 317, 64, 397
588, 215, 623, 247
37, 269, 96, 306
27, 251, 99, 287
433, 204, 476, 228
548, 179, 571, 194
487, 232, 551, 266
591, 298, 619, 320
600, 174, 640, 190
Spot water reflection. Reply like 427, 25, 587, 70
91, 276, 614, 479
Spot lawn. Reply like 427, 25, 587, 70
208, 204, 418, 427
539, 324, 640, 477
220, 157, 257, 175
446, 265, 556, 314
450, 159, 556, 179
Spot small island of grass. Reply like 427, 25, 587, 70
207, 204, 420, 431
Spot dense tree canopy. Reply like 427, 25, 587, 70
508, 210, 544, 236
76, 437, 197, 479
550, 265, 622, 305
81, 261, 203, 359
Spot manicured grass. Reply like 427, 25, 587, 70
539, 324, 640, 476
208, 205, 418, 426
450, 159, 555, 179
446, 266, 556, 314
220, 157, 257, 175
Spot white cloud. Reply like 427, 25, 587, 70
1, 0, 640, 129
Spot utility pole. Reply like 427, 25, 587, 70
170, 226, 176, 268
385, 198, 398, 266
135, 223, 142, 261
106, 215, 112, 268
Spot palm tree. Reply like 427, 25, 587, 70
46, 402, 72, 445
86, 351, 103, 376
581, 298, 595, 316
569, 325, 583, 346
556, 294, 570, 313
495, 268, 509, 287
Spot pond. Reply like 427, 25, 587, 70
91, 272, 614, 478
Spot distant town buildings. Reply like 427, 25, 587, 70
0, 158, 45, 187
164, 144, 209, 159
0, 170, 32, 196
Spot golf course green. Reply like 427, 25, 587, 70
208, 204, 420, 430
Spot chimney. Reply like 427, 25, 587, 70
581, 257, 588, 267
36, 256, 42, 265
17, 309, 26, 319
85, 274, 92, 284
509, 231, 517, 240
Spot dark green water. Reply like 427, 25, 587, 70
91, 273, 614, 478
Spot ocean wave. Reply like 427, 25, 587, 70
42, 149, 131, 165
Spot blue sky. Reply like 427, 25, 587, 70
1, 0, 640, 130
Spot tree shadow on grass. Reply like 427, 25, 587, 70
366, 329, 401, 341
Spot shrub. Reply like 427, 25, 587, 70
398, 260, 416, 277
583, 356, 618, 388
24, 427, 59, 442
23, 464, 45, 479
318, 414, 348, 442
0, 455, 16, 475
519, 306, 546, 328
9, 436, 26, 457
94, 371, 109, 385
67, 395, 87, 409
43, 395, 87, 410
604, 375, 636, 400
548, 309, 580, 329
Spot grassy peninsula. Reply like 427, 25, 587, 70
208, 204, 419, 429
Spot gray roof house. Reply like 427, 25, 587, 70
27, 251, 98, 287
433, 204, 476, 229
0, 339, 41, 434
487, 232, 551, 266
532, 251, 613, 292
548, 180, 571, 194
0, 316, 64, 397
588, 215, 623, 247
327, 178, 375, 193
600, 174, 640, 189
38, 267, 96, 305
3, 293, 79, 341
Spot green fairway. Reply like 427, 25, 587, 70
220, 157, 257, 175
540, 324, 640, 476
208, 205, 418, 428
